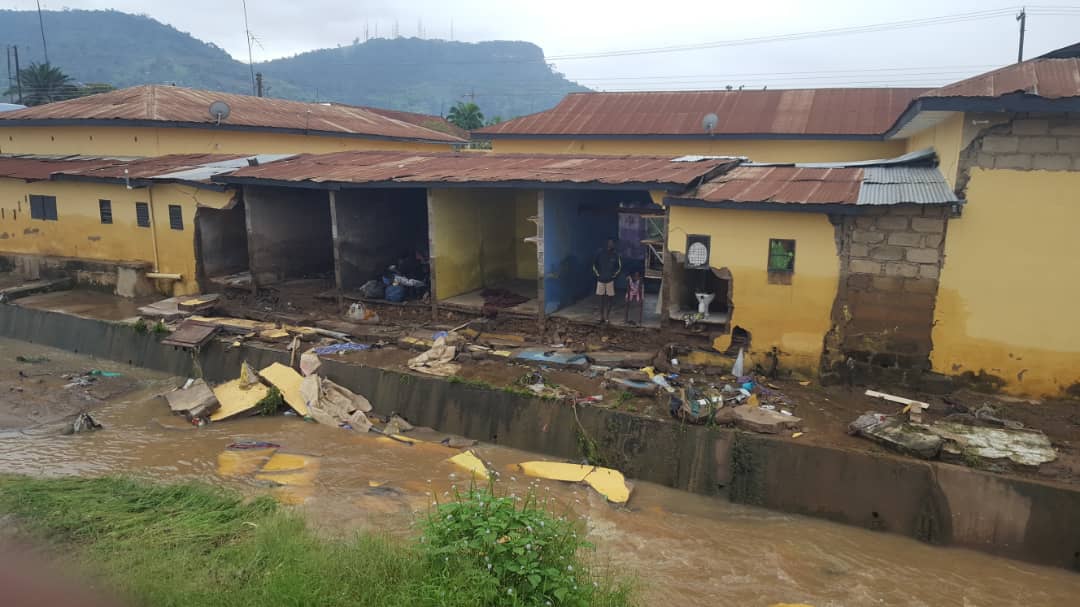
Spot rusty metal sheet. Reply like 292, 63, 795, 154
0, 85, 465, 143
672, 165, 863, 205
160, 319, 220, 349
220, 151, 738, 188
922, 58, 1080, 99
475, 88, 927, 138
56, 153, 245, 181
0, 155, 124, 181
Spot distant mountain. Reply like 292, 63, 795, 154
0, 9, 587, 119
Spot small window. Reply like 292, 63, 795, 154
168, 204, 183, 230
135, 202, 150, 228
29, 195, 58, 221
98, 199, 113, 224
768, 239, 796, 272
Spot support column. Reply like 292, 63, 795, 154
426, 189, 438, 322
328, 190, 344, 311
532, 192, 546, 333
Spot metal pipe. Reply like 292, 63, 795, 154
147, 188, 161, 272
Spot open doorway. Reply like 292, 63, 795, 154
196, 199, 251, 291
243, 186, 335, 288
544, 189, 661, 326
667, 250, 733, 328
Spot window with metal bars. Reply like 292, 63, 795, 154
29, 195, 58, 221
98, 199, 112, 224
135, 202, 150, 228
168, 204, 183, 230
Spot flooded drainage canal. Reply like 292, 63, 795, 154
0, 309, 1079, 605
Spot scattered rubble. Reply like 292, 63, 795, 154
164, 379, 219, 419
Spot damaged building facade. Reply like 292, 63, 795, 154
0, 86, 465, 295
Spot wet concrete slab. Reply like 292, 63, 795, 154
16, 290, 154, 321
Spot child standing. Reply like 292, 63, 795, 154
625, 271, 644, 325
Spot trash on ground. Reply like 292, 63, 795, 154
189, 315, 275, 334
440, 436, 478, 448
848, 411, 943, 459
299, 375, 372, 430
513, 348, 589, 370
164, 378, 219, 419
299, 351, 322, 376
209, 378, 271, 422
227, 441, 280, 450
731, 348, 746, 376
408, 335, 461, 377
791, 432, 804, 439
311, 342, 372, 356
928, 422, 1056, 467
89, 369, 122, 378
731, 404, 802, 434
258, 362, 310, 417
586, 351, 656, 368
238, 361, 261, 388
345, 302, 380, 323
160, 319, 219, 349
866, 389, 930, 414
517, 461, 632, 504
67, 412, 102, 434
382, 414, 414, 435
603, 375, 658, 396
15, 355, 49, 363
258, 328, 291, 342
446, 450, 490, 480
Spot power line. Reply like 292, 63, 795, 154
35, 0, 49, 64
242, 0, 256, 95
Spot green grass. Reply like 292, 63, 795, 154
0, 476, 636, 607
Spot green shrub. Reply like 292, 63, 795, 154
421, 485, 602, 606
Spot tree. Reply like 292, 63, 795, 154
485, 116, 503, 127
4, 63, 78, 106
447, 101, 484, 130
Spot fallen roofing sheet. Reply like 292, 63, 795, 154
218, 151, 737, 188
474, 88, 927, 138
0, 85, 465, 143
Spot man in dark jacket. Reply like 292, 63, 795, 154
592, 239, 622, 323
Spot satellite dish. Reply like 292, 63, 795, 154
702, 113, 718, 133
209, 101, 231, 124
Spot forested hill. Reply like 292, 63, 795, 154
0, 9, 587, 119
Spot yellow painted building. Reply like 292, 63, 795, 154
667, 206, 840, 374
0, 174, 233, 296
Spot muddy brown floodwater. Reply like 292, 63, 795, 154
0, 338, 1077, 606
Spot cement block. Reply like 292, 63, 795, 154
887, 205, 924, 216
849, 243, 870, 257
1033, 155, 1072, 171
994, 154, 1033, 170
870, 245, 905, 261
905, 247, 941, 264
911, 217, 945, 233
849, 259, 881, 275
872, 276, 904, 292
852, 229, 885, 244
1057, 137, 1080, 154
1012, 119, 1049, 135
903, 277, 938, 294
847, 274, 872, 289
884, 262, 919, 278
975, 152, 995, 168
981, 135, 1019, 153
1018, 137, 1058, 153
923, 233, 943, 248
876, 215, 909, 231
919, 264, 940, 279
855, 216, 876, 229
1075, 157, 1080, 171
1049, 123, 1080, 136
732, 405, 801, 434
887, 232, 923, 247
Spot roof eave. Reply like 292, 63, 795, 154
0, 118, 464, 145
472, 132, 888, 141
886, 94, 1080, 139
214, 176, 692, 191
50, 173, 230, 192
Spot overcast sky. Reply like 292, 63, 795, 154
6, 1, 1080, 89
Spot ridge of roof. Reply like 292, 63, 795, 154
0, 85, 466, 144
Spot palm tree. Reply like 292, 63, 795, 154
447, 101, 485, 130
4, 63, 77, 106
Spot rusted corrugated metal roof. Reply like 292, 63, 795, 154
0, 154, 127, 181
921, 58, 1080, 99
0, 85, 465, 143
360, 106, 470, 139
218, 151, 738, 189
474, 88, 927, 138
669, 153, 956, 207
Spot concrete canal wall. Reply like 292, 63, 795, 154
1, 303, 1077, 572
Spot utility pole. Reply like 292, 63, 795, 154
242, 0, 256, 95
5, 46, 11, 103
13, 45, 22, 104
1016, 8, 1027, 63
36, 0, 49, 64
255, 72, 263, 97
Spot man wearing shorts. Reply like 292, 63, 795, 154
592, 239, 622, 323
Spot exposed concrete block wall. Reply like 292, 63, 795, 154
195, 202, 249, 280
333, 188, 427, 290
957, 113, 1080, 192
823, 204, 949, 384
244, 186, 334, 286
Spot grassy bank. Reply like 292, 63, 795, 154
0, 476, 636, 607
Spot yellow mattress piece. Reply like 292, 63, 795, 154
447, 450, 489, 480
209, 379, 270, 422
258, 362, 310, 417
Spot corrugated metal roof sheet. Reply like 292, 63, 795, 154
475, 88, 927, 138
0, 85, 465, 143
669, 154, 956, 208
921, 57, 1080, 99
0, 154, 126, 181
219, 151, 737, 188
360, 106, 471, 139
857, 167, 959, 205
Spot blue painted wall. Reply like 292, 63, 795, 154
542, 190, 623, 314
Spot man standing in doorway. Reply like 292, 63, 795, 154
593, 239, 622, 323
